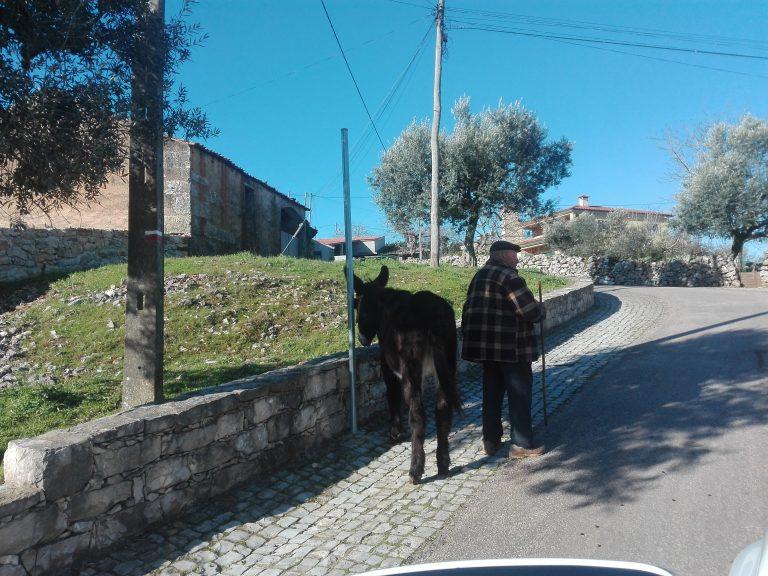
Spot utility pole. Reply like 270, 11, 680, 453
123, 0, 165, 409
429, 0, 445, 267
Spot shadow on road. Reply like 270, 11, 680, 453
530, 324, 768, 508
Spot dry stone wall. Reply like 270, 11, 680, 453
0, 228, 189, 284
432, 251, 741, 287
0, 281, 593, 575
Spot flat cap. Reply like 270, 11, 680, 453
489, 240, 521, 253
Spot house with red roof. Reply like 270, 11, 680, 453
313, 235, 385, 260
503, 195, 673, 254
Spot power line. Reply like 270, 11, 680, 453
384, 1, 768, 52
200, 15, 431, 109
320, 0, 387, 151
451, 23, 768, 61
449, 19, 768, 81
536, 34, 768, 81
446, 6, 768, 51
313, 19, 434, 199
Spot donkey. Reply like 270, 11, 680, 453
347, 265, 462, 484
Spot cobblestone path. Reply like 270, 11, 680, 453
80, 289, 665, 576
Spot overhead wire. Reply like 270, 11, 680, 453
320, 0, 387, 150
450, 22, 768, 61
200, 15, 431, 109
312, 19, 434, 200
445, 5, 768, 51
448, 19, 768, 81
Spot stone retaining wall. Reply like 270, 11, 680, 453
425, 251, 742, 287
0, 281, 593, 576
0, 228, 188, 285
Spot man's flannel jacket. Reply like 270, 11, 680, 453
461, 260, 545, 364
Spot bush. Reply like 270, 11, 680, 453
545, 210, 703, 261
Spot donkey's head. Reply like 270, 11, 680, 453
345, 265, 389, 347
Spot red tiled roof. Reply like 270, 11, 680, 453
315, 236, 384, 246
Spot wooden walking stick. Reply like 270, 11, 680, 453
538, 281, 548, 426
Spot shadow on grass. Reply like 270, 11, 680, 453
163, 361, 283, 398
0, 272, 67, 313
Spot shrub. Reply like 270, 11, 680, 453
545, 210, 703, 261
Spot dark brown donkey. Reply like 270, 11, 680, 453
347, 265, 462, 484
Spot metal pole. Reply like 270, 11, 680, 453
538, 281, 548, 426
342, 128, 358, 434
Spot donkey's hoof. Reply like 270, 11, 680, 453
389, 429, 402, 443
437, 466, 450, 477
409, 474, 421, 485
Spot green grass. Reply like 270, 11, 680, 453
0, 254, 567, 478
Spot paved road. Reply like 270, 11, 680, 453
77, 286, 763, 576
416, 286, 768, 576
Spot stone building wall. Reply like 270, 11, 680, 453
0, 139, 311, 261
0, 282, 593, 575
0, 139, 192, 235
186, 145, 310, 257
0, 228, 188, 284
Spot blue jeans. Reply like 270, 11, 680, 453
482, 361, 534, 448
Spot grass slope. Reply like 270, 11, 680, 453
0, 254, 567, 475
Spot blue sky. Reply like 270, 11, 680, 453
167, 0, 768, 259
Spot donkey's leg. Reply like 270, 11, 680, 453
434, 387, 452, 476
434, 345, 456, 476
402, 360, 426, 484
381, 360, 403, 443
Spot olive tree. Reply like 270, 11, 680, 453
0, 0, 215, 217
369, 120, 436, 255
670, 114, 768, 261
370, 97, 572, 266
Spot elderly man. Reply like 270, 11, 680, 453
461, 240, 546, 458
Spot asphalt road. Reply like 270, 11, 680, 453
415, 286, 768, 576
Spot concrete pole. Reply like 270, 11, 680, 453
123, 0, 165, 409
429, 0, 445, 267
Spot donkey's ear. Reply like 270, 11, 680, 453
375, 265, 389, 288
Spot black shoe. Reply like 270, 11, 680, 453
483, 439, 501, 456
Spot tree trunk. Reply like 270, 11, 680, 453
730, 235, 745, 262
730, 233, 745, 287
463, 215, 480, 267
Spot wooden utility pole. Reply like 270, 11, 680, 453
123, 0, 166, 409
429, 0, 445, 267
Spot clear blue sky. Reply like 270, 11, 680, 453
166, 0, 768, 259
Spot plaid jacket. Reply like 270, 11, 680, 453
461, 261, 544, 364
